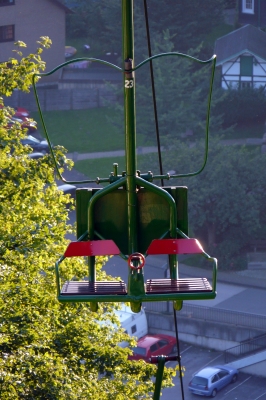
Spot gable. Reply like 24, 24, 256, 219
214, 24, 266, 66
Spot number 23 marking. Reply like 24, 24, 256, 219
125, 79, 134, 88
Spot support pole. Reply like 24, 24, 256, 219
153, 356, 166, 400
122, 0, 137, 255
122, 0, 142, 313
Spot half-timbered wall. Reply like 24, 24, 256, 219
221, 52, 266, 89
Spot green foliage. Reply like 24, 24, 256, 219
144, 0, 225, 53
224, 0, 237, 9
213, 87, 266, 127
103, 31, 225, 145
64, 1, 228, 146
65, 0, 122, 55
65, 0, 103, 39
0, 42, 176, 398
139, 137, 266, 269
65, 0, 225, 58
0, 37, 51, 96
135, 34, 215, 143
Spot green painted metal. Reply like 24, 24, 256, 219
76, 186, 188, 257
56, 288, 217, 304
33, 1, 217, 312
32, 55, 216, 186
32, 1, 219, 397
122, 0, 138, 263
153, 356, 167, 400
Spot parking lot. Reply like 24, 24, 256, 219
161, 342, 266, 400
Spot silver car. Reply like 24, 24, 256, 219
188, 365, 238, 397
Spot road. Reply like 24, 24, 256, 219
161, 343, 266, 400
101, 254, 266, 317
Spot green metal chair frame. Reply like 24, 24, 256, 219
33, 1, 217, 315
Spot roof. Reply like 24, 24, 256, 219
214, 24, 266, 65
137, 334, 175, 347
138, 335, 159, 347
195, 367, 220, 378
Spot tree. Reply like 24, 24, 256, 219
105, 30, 224, 146
139, 137, 266, 269
64, 1, 227, 145
135, 32, 216, 143
65, 0, 106, 42
0, 41, 176, 398
144, 0, 225, 54
64, 0, 225, 57
212, 86, 266, 128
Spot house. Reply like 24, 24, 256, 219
238, 0, 266, 28
214, 24, 266, 89
0, 0, 72, 82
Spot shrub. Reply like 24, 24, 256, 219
214, 87, 266, 127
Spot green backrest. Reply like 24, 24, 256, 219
76, 186, 188, 254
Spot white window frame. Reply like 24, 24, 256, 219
242, 0, 254, 14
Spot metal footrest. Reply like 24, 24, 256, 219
146, 278, 212, 294
61, 280, 127, 296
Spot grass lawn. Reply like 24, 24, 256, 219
32, 107, 153, 153
74, 154, 156, 184
75, 156, 125, 183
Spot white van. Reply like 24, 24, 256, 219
114, 304, 148, 341
97, 304, 148, 347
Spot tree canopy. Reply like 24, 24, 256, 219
65, 0, 225, 56
0, 40, 176, 398
139, 137, 266, 269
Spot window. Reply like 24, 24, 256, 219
218, 370, 229, 379
211, 374, 219, 383
131, 324, 137, 334
150, 344, 158, 353
0, 0, 15, 6
241, 81, 252, 88
0, 25, 14, 42
240, 56, 253, 76
242, 0, 254, 13
157, 339, 168, 348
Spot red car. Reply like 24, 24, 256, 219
13, 107, 30, 120
7, 117, 37, 133
0, 105, 29, 120
128, 334, 177, 362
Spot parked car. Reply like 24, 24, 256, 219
188, 365, 239, 397
28, 152, 45, 159
13, 107, 30, 120
57, 184, 76, 208
128, 334, 176, 362
57, 184, 76, 199
0, 104, 29, 120
21, 135, 50, 154
7, 116, 37, 133
8, 116, 37, 133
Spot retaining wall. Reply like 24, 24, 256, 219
146, 310, 265, 352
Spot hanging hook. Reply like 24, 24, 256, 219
128, 252, 146, 270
